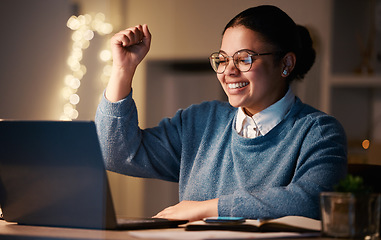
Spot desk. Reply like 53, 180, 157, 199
0, 220, 338, 240
0, 220, 141, 240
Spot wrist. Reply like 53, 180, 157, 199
203, 198, 219, 218
105, 65, 136, 102
111, 64, 136, 81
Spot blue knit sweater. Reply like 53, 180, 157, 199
95, 91, 347, 220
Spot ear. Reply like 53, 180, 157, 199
281, 52, 296, 77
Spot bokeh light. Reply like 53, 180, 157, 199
60, 13, 113, 120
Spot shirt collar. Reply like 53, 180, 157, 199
235, 88, 295, 137
236, 106, 247, 133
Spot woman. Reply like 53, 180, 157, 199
95, 5, 347, 222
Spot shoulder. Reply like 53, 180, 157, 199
295, 98, 340, 124
291, 98, 346, 140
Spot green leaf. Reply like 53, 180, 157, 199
334, 174, 373, 195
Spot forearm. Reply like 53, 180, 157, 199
218, 183, 322, 219
95, 93, 183, 181
105, 65, 136, 103
154, 199, 219, 222
105, 24, 151, 102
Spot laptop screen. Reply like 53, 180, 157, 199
0, 121, 116, 229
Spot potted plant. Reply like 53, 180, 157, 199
320, 175, 381, 238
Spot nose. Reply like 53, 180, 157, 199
224, 57, 239, 75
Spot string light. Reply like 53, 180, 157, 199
60, 13, 113, 120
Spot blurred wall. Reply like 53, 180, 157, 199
0, 0, 116, 121
0, 0, 72, 120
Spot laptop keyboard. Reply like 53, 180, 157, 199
117, 217, 168, 224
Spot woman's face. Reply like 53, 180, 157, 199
217, 26, 288, 116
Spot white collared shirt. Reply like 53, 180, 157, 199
235, 88, 296, 138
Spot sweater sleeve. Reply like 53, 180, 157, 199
218, 114, 347, 220
95, 91, 182, 182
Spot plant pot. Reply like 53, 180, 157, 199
320, 192, 380, 238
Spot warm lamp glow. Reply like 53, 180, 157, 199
362, 139, 370, 150
60, 13, 113, 120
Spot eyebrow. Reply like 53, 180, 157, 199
218, 49, 257, 55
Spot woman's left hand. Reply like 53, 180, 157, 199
153, 199, 219, 222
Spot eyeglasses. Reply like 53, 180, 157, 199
209, 49, 274, 74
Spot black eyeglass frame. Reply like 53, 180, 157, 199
208, 49, 275, 74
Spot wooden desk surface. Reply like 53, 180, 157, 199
0, 220, 153, 240
0, 220, 351, 240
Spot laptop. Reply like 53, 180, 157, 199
0, 120, 187, 230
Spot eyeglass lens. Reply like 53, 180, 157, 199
209, 50, 253, 73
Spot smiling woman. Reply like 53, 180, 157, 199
215, 6, 315, 116
95, 5, 347, 222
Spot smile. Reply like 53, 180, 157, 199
228, 82, 249, 89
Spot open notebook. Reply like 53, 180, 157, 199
186, 216, 321, 232
0, 120, 187, 230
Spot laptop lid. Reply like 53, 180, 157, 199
0, 120, 118, 229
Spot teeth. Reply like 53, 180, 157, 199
228, 82, 248, 89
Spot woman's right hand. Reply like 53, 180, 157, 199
111, 24, 151, 70
106, 24, 151, 102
